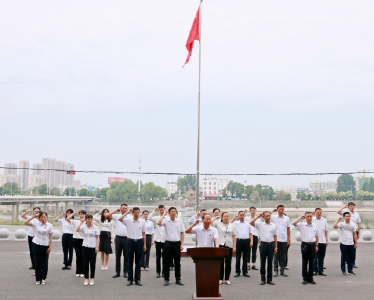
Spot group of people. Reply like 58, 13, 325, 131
22, 201, 361, 286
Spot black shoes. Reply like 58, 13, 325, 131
252, 266, 258, 270
62, 266, 68, 270
353, 265, 358, 268
29, 266, 35, 270
302, 280, 309, 285
156, 273, 161, 278
260, 281, 266, 285
342, 271, 347, 276
135, 280, 142, 286
127, 281, 133, 286
267, 281, 275, 285
280, 271, 288, 277
309, 280, 316, 284
164, 280, 169, 286
124, 272, 128, 278
347, 271, 356, 275
66, 266, 71, 270
112, 273, 120, 278
243, 273, 250, 277
176, 279, 184, 286
234, 273, 240, 277
318, 272, 327, 276
274, 271, 278, 277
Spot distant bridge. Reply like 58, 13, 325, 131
0, 196, 94, 222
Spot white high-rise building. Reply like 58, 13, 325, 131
0, 174, 21, 188
203, 177, 219, 195
33, 163, 43, 175
166, 182, 178, 196
29, 174, 45, 189
19, 160, 29, 190
218, 179, 230, 192
4, 163, 17, 175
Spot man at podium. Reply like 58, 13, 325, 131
186, 214, 219, 247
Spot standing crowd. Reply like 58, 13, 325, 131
22, 202, 361, 286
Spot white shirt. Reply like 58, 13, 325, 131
32, 221, 53, 246
233, 220, 251, 239
81, 224, 100, 248
213, 222, 236, 248
245, 216, 261, 236
191, 225, 219, 247
338, 221, 355, 245
255, 222, 277, 242
296, 222, 319, 243
312, 217, 328, 244
144, 220, 155, 235
161, 218, 185, 242
112, 214, 131, 237
149, 211, 166, 243
123, 217, 145, 239
189, 214, 203, 227
57, 218, 74, 234
27, 216, 37, 237
93, 213, 115, 239
270, 214, 291, 242
70, 219, 84, 239
341, 211, 361, 231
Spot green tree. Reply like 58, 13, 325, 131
244, 185, 254, 198
79, 188, 88, 196
362, 182, 369, 191
337, 174, 356, 193
250, 190, 261, 201
38, 184, 48, 195
0, 182, 20, 195
50, 187, 60, 196
177, 175, 196, 193
275, 190, 291, 200
141, 182, 167, 200
370, 178, 374, 193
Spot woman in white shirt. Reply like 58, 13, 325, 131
66, 209, 87, 278
141, 210, 154, 271
93, 209, 114, 270
25, 211, 53, 285
76, 214, 100, 286
21, 206, 40, 271
212, 212, 236, 285
54, 209, 74, 270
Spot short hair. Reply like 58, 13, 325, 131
277, 205, 284, 209
263, 211, 271, 216
132, 207, 140, 212
142, 210, 149, 214
238, 211, 244, 215
158, 205, 165, 209
250, 206, 256, 210
85, 214, 93, 219
213, 208, 220, 213
202, 214, 211, 220
66, 209, 74, 219
120, 203, 128, 208
79, 210, 87, 215
343, 212, 351, 217
305, 212, 312, 216
38, 211, 48, 218
200, 209, 207, 213
315, 208, 322, 212
33, 207, 40, 211
168, 207, 177, 213
348, 202, 355, 206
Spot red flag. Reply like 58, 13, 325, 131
183, 8, 200, 67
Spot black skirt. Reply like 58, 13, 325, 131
99, 231, 113, 254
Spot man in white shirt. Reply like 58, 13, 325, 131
157, 207, 185, 286
188, 209, 208, 227
185, 214, 219, 247
231, 211, 253, 278
250, 211, 277, 285
312, 208, 328, 276
106, 204, 131, 278
333, 212, 358, 275
337, 202, 361, 268
292, 212, 319, 285
245, 206, 261, 271
119, 207, 146, 286
271, 205, 291, 277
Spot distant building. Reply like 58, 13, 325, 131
32, 163, 43, 175
0, 174, 21, 187
4, 163, 17, 175
166, 182, 178, 196
28, 174, 45, 189
203, 177, 219, 196
218, 179, 230, 192
73, 180, 81, 188
309, 180, 337, 192
19, 160, 29, 190
296, 187, 308, 194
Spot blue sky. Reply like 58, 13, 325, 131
1, 0, 373, 188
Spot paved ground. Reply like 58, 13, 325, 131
0, 241, 373, 300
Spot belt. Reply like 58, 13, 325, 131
237, 238, 250, 241
261, 241, 274, 244
116, 235, 127, 238
301, 242, 315, 245
128, 238, 142, 242
146, 234, 153, 236
165, 240, 181, 243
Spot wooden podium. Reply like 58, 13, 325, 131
187, 247, 229, 300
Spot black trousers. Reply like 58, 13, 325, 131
220, 245, 233, 281
163, 241, 181, 281
340, 244, 355, 273
301, 242, 315, 281
127, 238, 144, 282
313, 243, 326, 273
33, 243, 49, 282
62, 233, 74, 266
141, 235, 152, 268
82, 246, 97, 279
28, 235, 35, 268
236, 239, 250, 274
247, 235, 258, 264
73, 238, 84, 275
274, 241, 287, 271
259, 242, 275, 282
155, 241, 164, 274
114, 236, 128, 274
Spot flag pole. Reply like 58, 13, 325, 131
196, 0, 203, 212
